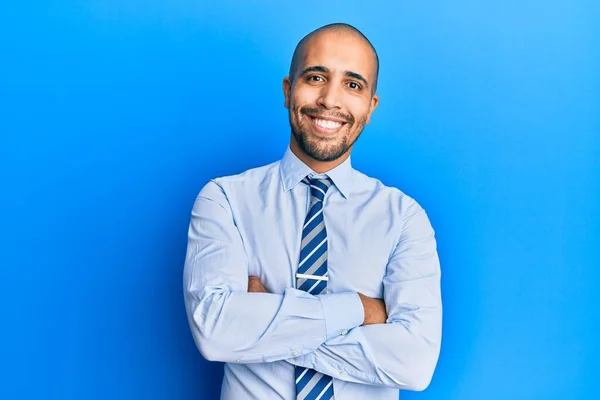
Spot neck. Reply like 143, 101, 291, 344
289, 134, 351, 173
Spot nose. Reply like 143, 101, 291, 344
316, 82, 342, 110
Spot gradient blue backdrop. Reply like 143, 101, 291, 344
1, 1, 598, 399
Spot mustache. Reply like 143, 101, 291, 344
300, 106, 354, 124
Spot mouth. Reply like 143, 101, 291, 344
305, 115, 348, 135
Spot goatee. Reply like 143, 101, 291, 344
289, 105, 367, 162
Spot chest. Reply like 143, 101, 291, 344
232, 188, 400, 298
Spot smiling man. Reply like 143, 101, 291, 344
183, 23, 442, 399
284, 26, 379, 167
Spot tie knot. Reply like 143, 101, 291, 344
303, 175, 333, 203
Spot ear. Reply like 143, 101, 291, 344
365, 94, 379, 124
283, 77, 292, 109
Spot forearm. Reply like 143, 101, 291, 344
184, 281, 364, 363
286, 306, 441, 390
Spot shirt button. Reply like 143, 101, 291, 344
341, 329, 348, 335
292, 350, 300, 356
339, 370, 347, 377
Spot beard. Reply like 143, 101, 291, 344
290, 105, 367, 162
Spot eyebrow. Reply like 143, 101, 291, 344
300, 65, 370, 89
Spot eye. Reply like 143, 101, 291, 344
307, 75, 324, 83
347, 81, 362, 90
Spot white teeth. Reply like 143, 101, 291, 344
313, 118, 342, 129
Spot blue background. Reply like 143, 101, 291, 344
1, 1, 598, 399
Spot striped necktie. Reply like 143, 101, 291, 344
295, 175, 335, 400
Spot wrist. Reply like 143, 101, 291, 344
319, 292, 364, 339
357, 292, 367, 324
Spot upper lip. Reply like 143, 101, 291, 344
305, 114, 348, 124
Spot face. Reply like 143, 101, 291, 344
283, 31, 379, 162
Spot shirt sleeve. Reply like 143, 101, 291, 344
183, 180, 364, 364
286, 198, 442, 391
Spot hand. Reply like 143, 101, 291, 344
358, 293, 387, 325
248, 276, 268, 293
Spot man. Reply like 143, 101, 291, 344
183, 23, 442, 399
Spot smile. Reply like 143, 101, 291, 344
307, 116, 347, 134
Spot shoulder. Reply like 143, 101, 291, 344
198, 159, 280, 199
352, 169, 425, 218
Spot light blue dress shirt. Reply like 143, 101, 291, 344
183, 146, 442, 399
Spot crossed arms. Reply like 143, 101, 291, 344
183, 181, 442, 391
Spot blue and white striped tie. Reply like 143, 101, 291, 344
295, 175, 335, 400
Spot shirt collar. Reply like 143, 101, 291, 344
279, 146, 354, 199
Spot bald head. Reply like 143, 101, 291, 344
289, 23, 380, 93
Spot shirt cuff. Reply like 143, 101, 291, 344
319, 292, 364, 340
